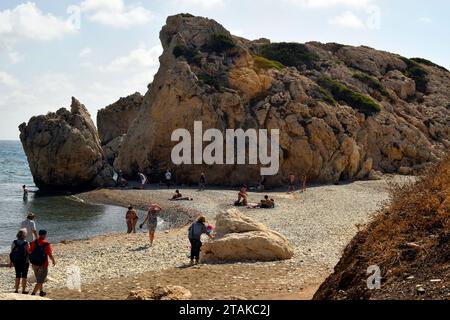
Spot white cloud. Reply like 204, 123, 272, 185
0, 2, 76, 42
286, 0, 375, 8
418, 17, 433, 24
330, 11, 366, 29
0, 70, 19, 87
99, 45, 163, 72
80, 0, 153, 28
172, 0, 225, 8
79, 47, 92, 58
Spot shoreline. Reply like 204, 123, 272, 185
0, 175, 415, 300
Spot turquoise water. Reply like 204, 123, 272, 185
0, 141, 152, 254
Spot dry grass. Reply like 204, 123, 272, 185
314, 155, 450, 300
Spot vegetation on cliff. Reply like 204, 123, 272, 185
317, 77, 382, 116
259, 42, 318, 70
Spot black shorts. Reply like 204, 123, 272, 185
14, 261, 30, 279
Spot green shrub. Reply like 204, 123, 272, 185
173, 45, 202, 65
253, 55, 284, 71
197, 73, 225, 92
317, 77, 382, 116
353, 72, 389, 96
400, 57, 429, 93
410, 57, 449, 72
179, 13, 194, 18
203, 33, 236, 53
259, 42, 319, 70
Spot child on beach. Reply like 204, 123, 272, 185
125, 205, 139, 234
9, 229, 30, 294
140, 203, 162, 247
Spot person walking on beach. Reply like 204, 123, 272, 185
188, 216, 214, 265
9, 229, 30, 294
29, 230, 55, 297
140, 203, 162, 246
301, 174, 307, 193
165, 169, 172, 189
21, 213, 38, 243
22, 185, 28, 201
126, 205, 139, 234
288, 173, 296, 193
138, 172, 147, 189
199, 172, 206, 191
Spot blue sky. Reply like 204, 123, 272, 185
1, 0, 449, 140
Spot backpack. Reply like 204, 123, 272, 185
29, 240, 49, 266
9, 240, 27, 264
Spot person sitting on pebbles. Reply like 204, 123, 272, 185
234, 185, 248, 207
169, 190, 193, 201
248, 195, 275, 209
140, 203, 162, 247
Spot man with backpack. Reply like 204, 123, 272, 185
28, 230, 55, 297
9, 229, 30, 294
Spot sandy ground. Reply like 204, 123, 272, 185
0, 176, 415, 300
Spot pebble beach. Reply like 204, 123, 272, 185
0, 175, 415, 300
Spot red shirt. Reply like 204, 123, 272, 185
29, 239, 53, 268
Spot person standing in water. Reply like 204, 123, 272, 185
125, 205, 138, 234
140, 203, 162, 246
21, 213, 38, 243
22, 185, 28, 201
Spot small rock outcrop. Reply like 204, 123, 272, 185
97, 92, 143, 145
127, 286, 192, 300
201, 209, 294, 262
19, 97, 115, 191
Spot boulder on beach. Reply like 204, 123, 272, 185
127, 286, 192, 300
201, 209, 294, 262
19, 97, 115, 191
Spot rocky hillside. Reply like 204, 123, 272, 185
19, 98, 115, 191
313, 155, 449, 300
114, 14, 450, 186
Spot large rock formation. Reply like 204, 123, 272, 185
97, 92, 143, 145
19, 97, 115, 191
115, 14, 450, 186
201, 209, 294, 262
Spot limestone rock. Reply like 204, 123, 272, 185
19, 97, 115, 191
97, 92, 143, 145
201, 209, 294, 262
127, 286, 192, 300
102, 135, 125, 167
114, 14, 449, 186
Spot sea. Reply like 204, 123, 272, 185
0, 140, 154, 254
